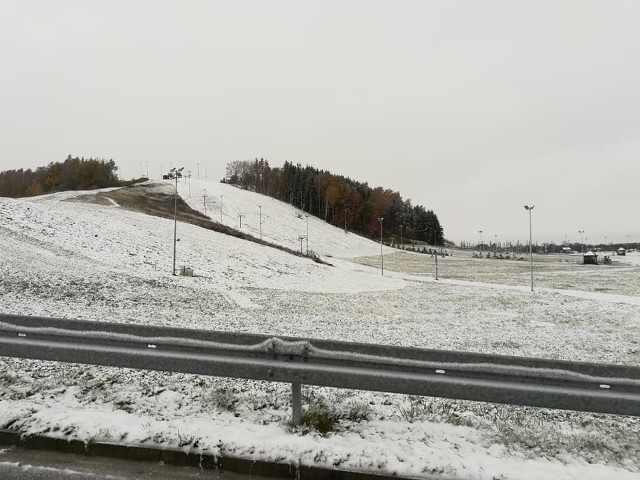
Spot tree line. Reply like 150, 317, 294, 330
0, 155, 124, 198
224, 159, 444, 245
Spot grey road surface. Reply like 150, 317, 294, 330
0, 446, 271, 480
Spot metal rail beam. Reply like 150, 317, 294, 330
1, 313, 639, 418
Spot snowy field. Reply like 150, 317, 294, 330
1, 180, 640, 479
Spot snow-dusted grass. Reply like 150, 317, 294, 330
1, 181, 640, 479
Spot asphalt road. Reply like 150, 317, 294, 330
0, 446, 271, 480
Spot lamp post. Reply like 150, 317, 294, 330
524, 205, 535, 292
578, 230, 585, 252
304, 214, 309, 255
298, 235, 306, 254
400, 224, 403, 249
378, 217, 384, 275
494, 234, 498, 254
171, 167, 184, 276
478, 230, 483, 250
258, 205, 262, 240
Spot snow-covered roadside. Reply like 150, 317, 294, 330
1, 184, 640, 479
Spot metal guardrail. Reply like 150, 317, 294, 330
1, 313, 640, 421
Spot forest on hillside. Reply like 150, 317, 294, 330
0, 156, 124, 198
224, 159, 444, 245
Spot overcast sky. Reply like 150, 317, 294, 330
2, 1, 639, 245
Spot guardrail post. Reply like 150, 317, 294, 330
292, 382, 302, 424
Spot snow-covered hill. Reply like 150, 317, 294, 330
178, 178, 396, 259
1, 181, 640, 480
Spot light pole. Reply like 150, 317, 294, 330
478, 230, 483, 250
196, 162, 200, 180
378, 217, 384, 275
434, 251, 439, 280
344, 208, 348, 233
171, 167, 184, 276
494, 234, 498, 254
238, 214, 244, 229
298, 235, 306, 254
524, 205, 535, 292
258, 205, 262, 240
400, 225, 403, 249
203, 190, 207, 216
305, 214, 309, 255
578, 230, 585, 252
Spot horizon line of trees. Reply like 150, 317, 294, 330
223, 159, 445, 245
0, 155, 123, 198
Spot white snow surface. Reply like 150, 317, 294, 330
1, 180, 640, 479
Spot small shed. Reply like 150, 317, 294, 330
617, 247, 627, 256
583, 251, 598, 265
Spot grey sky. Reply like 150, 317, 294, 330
2, 1, 639, 245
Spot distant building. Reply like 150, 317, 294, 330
561, 246, 572, 254
583, 251, 598, 265
617, 247, 627, 256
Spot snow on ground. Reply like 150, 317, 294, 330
1, 181, 640, 479
181, 178, 396, 259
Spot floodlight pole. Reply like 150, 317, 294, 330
379, 217, 384, 275
434, 251, 439, 280
400, 225, 403, 249
305, 214, 309, 255
525, 205, 535, 291
578, 230, 585, 253
478, 230, 483, 250
172, 167, 184, 276
258, 205, 262, 240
